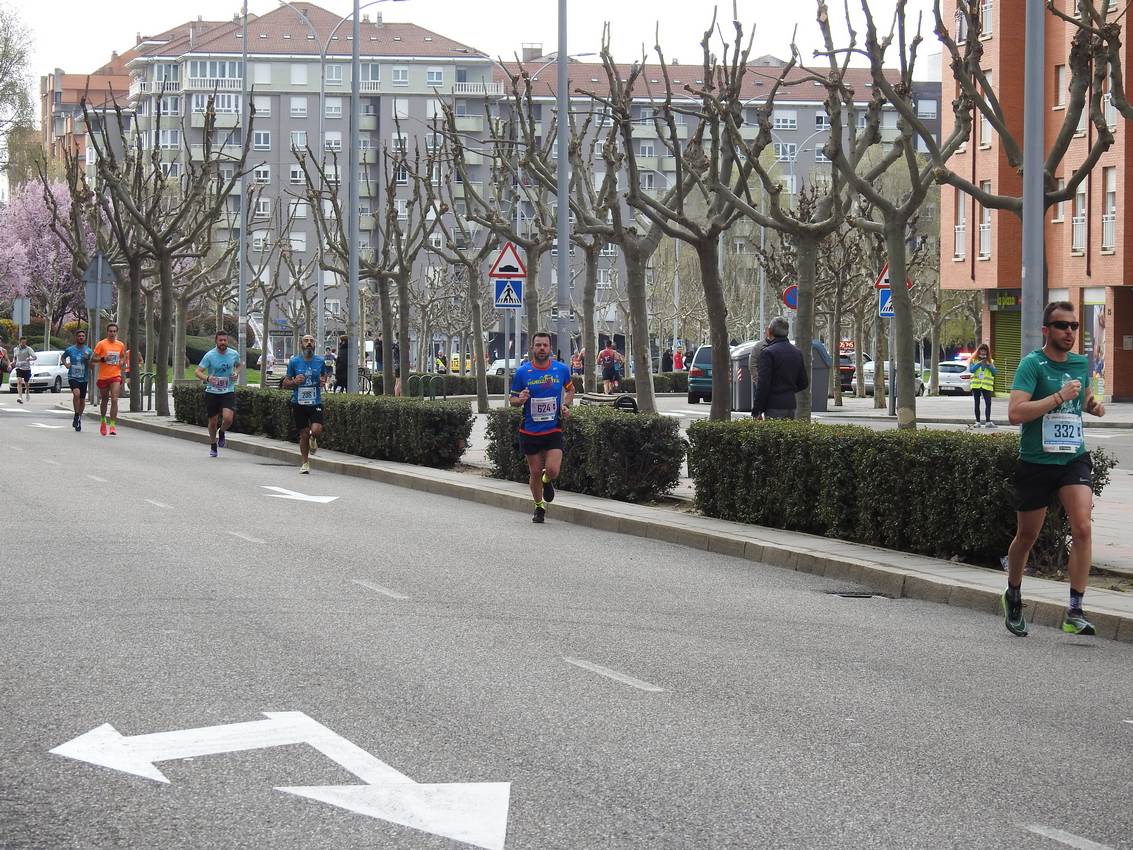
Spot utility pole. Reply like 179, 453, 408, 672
237, 0, 249, 384
1020, 0, 1045, 353
554, 0, 571, 357
346, 0, 361, 392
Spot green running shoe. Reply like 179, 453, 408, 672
1002, 590, 1028, 637
532, 505, 546, 524
1061, 608, 1096, 636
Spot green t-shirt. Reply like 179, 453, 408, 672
1012, 349, 1090, 465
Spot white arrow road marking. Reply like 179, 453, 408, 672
145, 499, 172, 509
1021, 824, 1115, 850
28, 423, 65, 429
352, 579, 410, 600
562, 657, 664, 692
226, 531, 266, 545
261, 485, 338, 504
51, 711, 510, 850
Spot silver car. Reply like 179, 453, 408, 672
935, 361, 973, 395
7, 350, 68, 393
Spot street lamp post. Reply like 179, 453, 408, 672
237, 0, 249, 384
1021, 0, 1045, 353
555, 0, 570, 358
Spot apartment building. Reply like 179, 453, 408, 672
39, 53, 131, 163
940, 0, 1132, 401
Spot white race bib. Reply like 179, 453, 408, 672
297, 386, 317, 406
69, 364, 85, 378
1042, 411, 1083, 453
105, 352, 120, 365
530, 395, 558, 423
210, 375, 230, 391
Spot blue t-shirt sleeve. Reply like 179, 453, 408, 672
510, 368, 525, 395
1011, 356, 1039, 396
199, 352, 213, 371
286, 357, 298, 379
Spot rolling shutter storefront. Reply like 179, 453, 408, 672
992, 309, 1021, 395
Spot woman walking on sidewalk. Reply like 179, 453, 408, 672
968, 343, 997, 427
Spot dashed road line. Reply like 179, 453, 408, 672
145, 499, 173, 509
86, 475, 107, 483
352, 579, 410, 600
226, 531, 266, 545
1021, 824, 1114, 850
562, 657, 664, 692
44, 459, 60, 466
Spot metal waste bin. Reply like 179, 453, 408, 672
810, 340, 832, 413
730, 341, 759, 412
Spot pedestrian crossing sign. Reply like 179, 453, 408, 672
494, 278, 524, 309
878, 288, 894, 318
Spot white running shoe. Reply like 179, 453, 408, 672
300, 461, 310, 474
984, 420, 997, 429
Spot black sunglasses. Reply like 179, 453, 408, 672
1045, 320, 1080, 331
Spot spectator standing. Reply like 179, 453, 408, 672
968, 343, 998, 428
335, 334, 348, 392
752, 317, 809, 420
661, 348, 673, 373
673, 347, 684, 371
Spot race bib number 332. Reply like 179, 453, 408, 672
1042, 412, 1083, 453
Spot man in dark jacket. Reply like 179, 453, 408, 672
752, 317, 808, 420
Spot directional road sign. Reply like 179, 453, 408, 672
879, 288, 895, 318
83, 251, 116, 310
494, 278, 524, 309
10, 296, 30, 326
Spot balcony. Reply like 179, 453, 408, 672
186, 77, 243, 92
191, 111, 239, 129
130, 80, 183, 99
359, 214, 376, 231
978, 222, 991, 258
1101, 212, 1116, 251
359, 81, 381, 94
359, 114, 378, 132
455, 115, 483, 133
358, 148, 378, 165
453, 81, 503, 97
1071, 214, 1086, 253
953, 223, 966, 258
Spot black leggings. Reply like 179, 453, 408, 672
973, 388, 992, 421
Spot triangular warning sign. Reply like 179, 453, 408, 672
489, 242, 527, 278
874, 261, 913, 290
495, 282, 522, 307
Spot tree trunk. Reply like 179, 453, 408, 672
174, 294, 190, 380
884, 224, 917, 429
468, 265, 490, 412
623, 246, 657, 413
376, 277, 395, 395
155, 253, 174, 416
144, 290, 156, 373
127, 260, 143, 412
397, 271, 411, 382
794, 233, 818, 421
524, 249, 541, 334
582, 245, 598, 393
832, 281, 845, 407
853, 309, 865, 398
873, 310, 886, 408
696, 239, 731, 421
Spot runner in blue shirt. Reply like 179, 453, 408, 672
194, 330, 242, 458
60, 329, 93, 432
509, 331, 574, 523
284, 334, 327, 474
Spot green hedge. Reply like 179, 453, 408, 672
172, 384, 472, 468
485, 406, 685, 502
688, 419, 1117, 569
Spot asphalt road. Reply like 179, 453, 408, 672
2, 397, 1131, 850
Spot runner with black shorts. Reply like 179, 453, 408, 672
510, 331, 574, 523
1003, 301, 1106, 637
61, 329, 93, 432
194, 330, 241, 458
284, 334, 326, 474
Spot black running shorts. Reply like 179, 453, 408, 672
1014, 454, 1093, 512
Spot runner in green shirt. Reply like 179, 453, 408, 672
1003, 302, 1106, 637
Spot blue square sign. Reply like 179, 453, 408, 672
494, 278, 523, 309
878, 288, 894, 318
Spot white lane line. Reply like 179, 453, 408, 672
8, 445, 24, 451
351, 579, 410, 600
226, 531, 266, 545
1123, 719, 1133, 725
562, 657, 664, 692
43, 459, 60, 466
145, 499, 173, 509
1021, 824, 1114, 850
45, 409, 73, 416
86, 475, 107, 483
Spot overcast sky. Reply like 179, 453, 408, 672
19, 0, 939, 93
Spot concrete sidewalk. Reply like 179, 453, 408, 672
84, 406, 1133, 643
815, 393, 1133, 427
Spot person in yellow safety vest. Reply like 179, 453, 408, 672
968, 343, 998, 428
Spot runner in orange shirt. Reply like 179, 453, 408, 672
92, 323, 127, 436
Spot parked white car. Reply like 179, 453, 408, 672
7, 350, 68, 394
934, 360, 973, 395
861, 360, 925, 396
485, 357, 528, 376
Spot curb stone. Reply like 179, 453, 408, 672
81, 407, 1133, 643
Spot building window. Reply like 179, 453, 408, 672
325, 97, 343, 118
427, 67, 443, 86
252, 95, 271, 116
289, 200, 307, 219
916, 99, 937, 119
289, 232, 307, 252
393, 98, 409, 120
325, 131, 342, 152
393, 66, 409, 86
253, 63, 271, 85
600, 243, 617, 257
953, 192, 967, 259
252, 233, 267, 252
1052, 177, 1066, 222
254, 197, 271, 218
395, 199, 408, 220
290, 64, 308, 86
159, 96, 181, 116
188, 60, 241, 80
160, 161, 181, 178
362, 63, 380, 83
290, 165, 304, 185
395, 162, 408, 184
1055, 65, 1067, 108
815, 112, 830, 130
429, 233, 444, 249
253, 165, 270, 184
955, 7, 969, 42
978, 181, 992, 259
1071, 184, 1087, 253
814, 145, 831, 163
980, 0, 993, 36
290, 130, 307, 151
253, 130, 271, 151
773, 142, 797, 161
1102, 166, 1116, 251
290, 96, 308, 117
639, 141, 655, 158
596, 268, 612, 289
638, 171, 655, 191
1105, 91, 1117, 129
978, 72, 993, 146
158, 129, 180, 149
772, 109, 797, 130
391, 133, 407, 154
326, 64, 343, 85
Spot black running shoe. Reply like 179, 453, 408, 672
1002, 589, 1028, 637
532, 505, 546, 523
217, 430, 226, 448
542, 474, 555, 503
